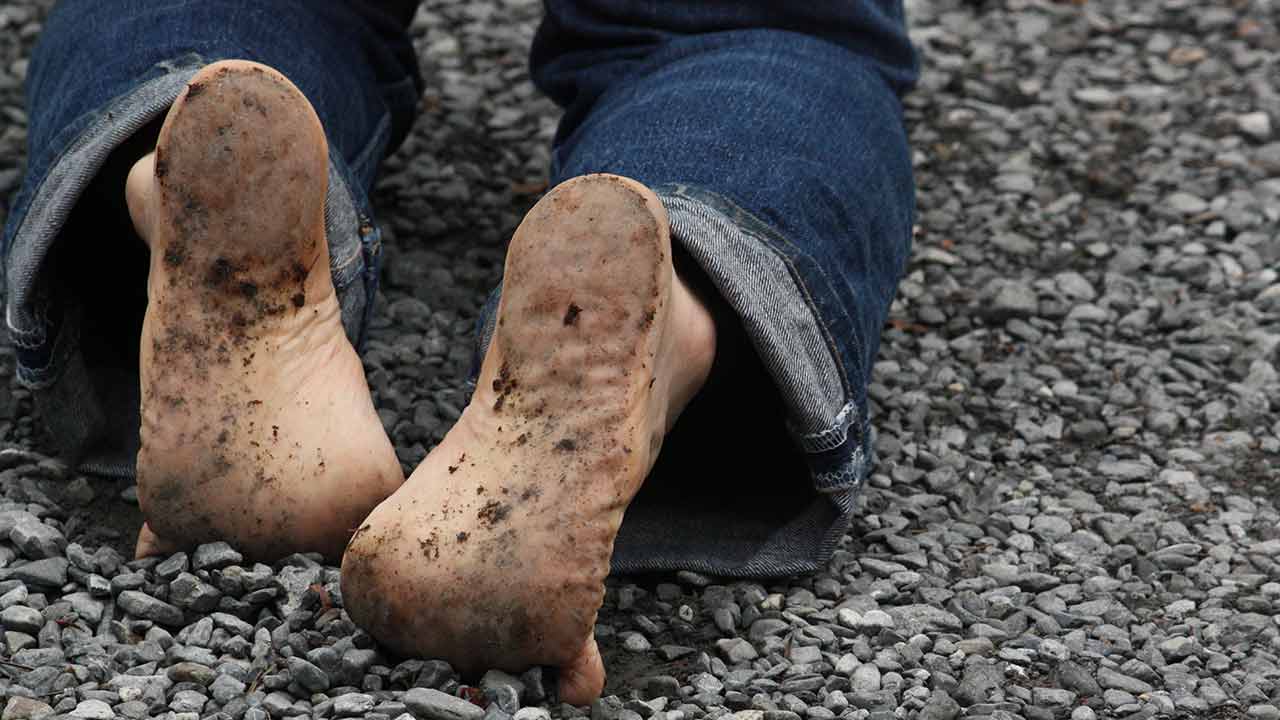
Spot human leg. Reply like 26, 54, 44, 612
2, 0, 422, 559
342, 0, 917, 703
529, 4, 919, 577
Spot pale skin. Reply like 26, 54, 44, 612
126, 60, 717, 704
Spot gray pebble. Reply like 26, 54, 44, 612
11, 558, 68, 588
0, 605, 43, 635
8, 518, 66, 560
333, 693, 376, 718
192, 542, 243, 571
117, 590, 184, 626
403, 688, 484, 720
286, 656, 330, 693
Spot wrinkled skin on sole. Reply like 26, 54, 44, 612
128, 60, 403, 562
342, 174, 716, 704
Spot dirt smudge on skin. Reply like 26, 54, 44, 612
563, 303, 581, 326
419, 530, 440, 560
491, 360, 518, 413
477, 500, 511, 527
555, 438, 577, 452
163, 240, 187, 267
206, 257, 235, 288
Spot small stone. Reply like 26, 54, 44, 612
11, 557, 68, 588
192, 542, 243, 571
1096, 668, 1153, 695
168, 691, 207, 714
1247, 706, 1280, 720
852, 664, 881, 694
0, 605, 44, 635
789, 645, 822, 664
5, 632, 36, 653
621, 632, 651, 652
2, 697, 53, 720
1159, 636, 1197, 660
154, 553, 189, 582
689, 673, 724, 695
0, 585, 26, 609
1032, 688, 1076, 707
480, 670, 525, 701
855, 610, 895, 631
170, 572, 221, 612
87, 574, 111, 596
983, 279, 1037, 320
333, 694, 376, 718
209, 674, 246, 704
1164, 192, 1208, 215
715, 638, 758, 664
1239, 112, 1273, 141
955, 662, 1003, 705
404, 688, 485, 720
167, 662, 216, 686
836, 609, 862, 629
1073, 87, 1119, 107
117, 590, 184, 626
591, 696, 624, 720
69, 700, 114, 720
9, 519, 67, 560
286, 656, 330, 693
62, 591, 105, 624
917, 690, 960, 720
885, 605, 962, 634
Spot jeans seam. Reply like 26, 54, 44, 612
15, 305, 80, 389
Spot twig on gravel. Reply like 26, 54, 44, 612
0, 657, 34, 672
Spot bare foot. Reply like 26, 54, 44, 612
341, 174, 716, 704
126, 60, 404, 562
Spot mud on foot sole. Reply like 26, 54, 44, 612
341, 174, 678, 705
132, 60, 401, 561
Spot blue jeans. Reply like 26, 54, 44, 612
2, 0, 917, 577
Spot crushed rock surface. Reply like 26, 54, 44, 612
0, 1, 1278, 719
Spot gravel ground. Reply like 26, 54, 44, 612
0, 1, 1279, 720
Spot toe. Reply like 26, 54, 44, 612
134, 522, 178, 559
558, 634, 606, 706
126, 152, 157, 245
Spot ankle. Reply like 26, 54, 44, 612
664, 271, 717, 428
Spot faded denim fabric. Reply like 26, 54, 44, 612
497, 6, 919, 575
2, 0, 421, 475
4, 0, 916, 577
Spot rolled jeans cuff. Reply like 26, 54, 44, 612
472, 183, 872, 577
2, 54, 383, 476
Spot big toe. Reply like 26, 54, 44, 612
134, 522, 177, 559
125, 152, 157, 244
559, 635, 606, 706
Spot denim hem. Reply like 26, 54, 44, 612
5, 66, 191, 356
3, 53, 383, 476
472, 182, 871, 578
5, 55, 378, 391
653, 184, 859, 456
